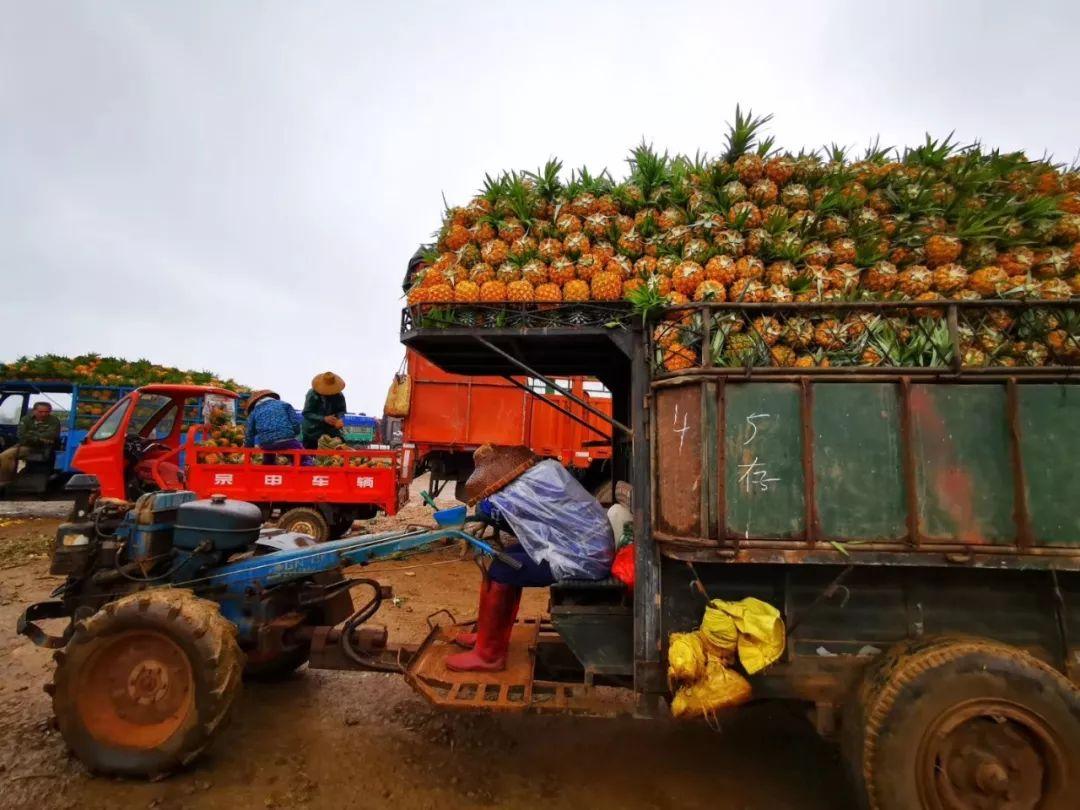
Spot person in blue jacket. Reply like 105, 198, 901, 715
244, 390, 303, 465
446, 444, 614, 673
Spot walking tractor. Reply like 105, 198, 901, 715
19, 489, 520, 775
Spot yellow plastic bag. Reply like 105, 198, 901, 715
670, 660, 752, 718
708, 597, 786, 675
667, 632, 706, 684
384, 373, 412, 417
700, 600, 739, 655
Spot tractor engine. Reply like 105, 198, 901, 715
50, 490, 263, 616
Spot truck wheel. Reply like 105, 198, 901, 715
278, 507, 329, 542
50, 589, 243, 778
844, 637, 1080, 810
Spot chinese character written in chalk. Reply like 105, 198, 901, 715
355, 476, 375, 489
738, 457, 780, 493
263, 474, 283, 486
213, 473, 233, 486
312, 475, 329, 487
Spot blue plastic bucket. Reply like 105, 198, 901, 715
433, 505, 467, 527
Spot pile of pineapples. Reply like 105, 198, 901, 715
407, 109, 1080, 370
197, 407, 247, 465
0, 353, 247, 389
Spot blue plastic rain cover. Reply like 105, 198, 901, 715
487, 460, 614, 580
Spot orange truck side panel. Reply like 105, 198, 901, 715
402, 350, 611, 469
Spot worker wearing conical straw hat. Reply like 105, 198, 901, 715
301, 372, 347, 449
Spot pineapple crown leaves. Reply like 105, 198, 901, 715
625, 278, 670, 325
502, 170, 538, 224
903, 132, 965, 170
526, 158, 564, 203
626, 140, 672, 202
761, 208, 793, 236
853, 238, 887, 268
479, 172, 509, 205
861, 135, 896, 165
722, 105, 773, 163
755, 135, 777, 158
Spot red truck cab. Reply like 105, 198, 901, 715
73, 384, 228, 500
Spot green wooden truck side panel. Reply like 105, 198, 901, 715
1019, 385, 1080, 546
724, 383, 804, 538
812, 384, 907, 540
910, 384, 1015, 544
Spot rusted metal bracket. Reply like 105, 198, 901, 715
500, 375, 611, 441
473, 335, 634, 436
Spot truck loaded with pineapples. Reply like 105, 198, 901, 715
405, 109, 1079, 372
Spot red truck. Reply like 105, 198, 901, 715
70, 384, 404, 540
399, 349, 613, 500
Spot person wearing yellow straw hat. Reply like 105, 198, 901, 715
301, 372, 348, 449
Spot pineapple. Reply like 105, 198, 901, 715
813, 318, 850, 351
1038, 278, 1072, 300
427, 283, 454, 304
969, 265, 1009, 297
803, 241, 832, 267
734, 153, 764, 184
563, 278, 590, 302
658, 207, 687, 230
509, 234, 537, 261
819, 214, 849, 239
672, 261, 705, 295
765, 156, 795, 185
584, 213, 610, 239
591, 271, 623, 301
469, 262, 495, 285
523, 260, 550, 286
496, 261, 522, 283
653, 324, 681, 349
481, 239, 509, 266
728, 201, 762, 229
593, 241, 616, 264
897, 265, 932, 298
764, 284, 794, 303
618, 229, 645, 258
506, 279, 535, 302
785, 317, 814, 350
863, 261, 898, 294
724, 332, 761, 365
932, 263, 969, 295
1034, 248, 1070, 279
729, 278, 766, 302
538, 238, 563, 262
682, 238, 710, 263
549, 257, 577, 286
663, 342, 697, 372
734, 255, 765, 280
722, 180, 748, 204
534, 282, 562, 305
766, 260, 798, 287
556, 213, 582, 235
634, 255, 658, 277
780, 183, 810, 210
479, 280, 508, 302
407, 285, 432, 307
999, 247, 1035, 277
454, 279, 480, 303
830, 238, 857, 264
622, 277, 645, 297
750, 315, 784, 346
605, 255, 632, 278
444, 223, 471, 251
470, 220, 496, 244
693, 280, 727, 301
770, 345, 798, 367
829, 263, 862, 293
576, 254, 602, 281
749, 178, 778, 206
656, 254, 680, 276
456, 242, 480, 268
925, 233, 963, 267
713, 229, 746, 257
912, 291, 945, 319
498, 218, 526, 243
563, 232, 591, 258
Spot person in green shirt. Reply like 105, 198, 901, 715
0, 402, 62, 486
301, 372, 347, 449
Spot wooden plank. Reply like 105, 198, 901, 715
910, 384, 1015, 545
1018, 384, 1080, 546
723, 382, 805, 539
812, 383, 907, 541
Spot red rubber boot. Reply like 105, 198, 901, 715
452, 577, 495, 649
445, 581, 521, 672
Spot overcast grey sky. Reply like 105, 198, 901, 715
3, 1, 1079, 412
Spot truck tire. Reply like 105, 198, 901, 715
50, 588, 243, 778
843, 636, 1080, 810
278, 507, 329, 542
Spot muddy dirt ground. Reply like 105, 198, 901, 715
0, 490, 854, 810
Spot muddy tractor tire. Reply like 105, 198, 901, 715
278, 507, 330, 542
50, 588, 243, 778
842, 636, 1080, 810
